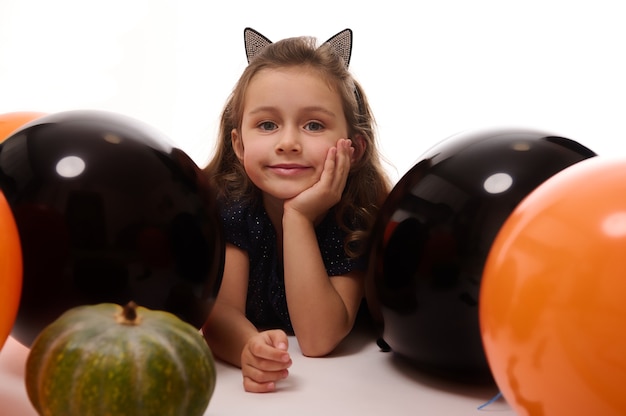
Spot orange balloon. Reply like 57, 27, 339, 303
0, 112, 46, 142
0, 191, 22, 351
480, 156, 626, 416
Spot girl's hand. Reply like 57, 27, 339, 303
284, 138, 354, 222
241, 329, 292, 393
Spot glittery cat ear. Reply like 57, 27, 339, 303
244, 27, 273, 64
324, 28, 353, 68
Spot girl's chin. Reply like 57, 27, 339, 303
266, 192, 300, 201
262, 188, 307, 203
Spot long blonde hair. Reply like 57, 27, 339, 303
203, 34, 390, 258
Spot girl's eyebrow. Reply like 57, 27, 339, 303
303, 106, 337, 117
248, 106, 337, 117
247, 106, 276, 115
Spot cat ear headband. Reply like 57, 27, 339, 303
243, 27, 353, 68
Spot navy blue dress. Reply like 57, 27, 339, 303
220, 201, 364, 333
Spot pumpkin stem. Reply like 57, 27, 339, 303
118, 301, 141, 325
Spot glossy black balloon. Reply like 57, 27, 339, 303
366, 128, 596, 380
0, 110, 224, 346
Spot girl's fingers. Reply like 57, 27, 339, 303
319, 146, 337, 185
329, 138, 352, 190
244, 353, 291, 371
338, 138, 353, 174
241, 330, 291, 393
241, 350, 290, 392
243, 361, 289, 383
246, 342, 291, 366
242, 329, 291, 372
243, 376, 279, 393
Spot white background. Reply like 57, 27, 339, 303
1, 0, 625, 184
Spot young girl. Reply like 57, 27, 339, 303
202, 28, 390, 393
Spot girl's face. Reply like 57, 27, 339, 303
232, 66, 349, 202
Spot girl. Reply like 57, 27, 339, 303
202, 28, 390, 393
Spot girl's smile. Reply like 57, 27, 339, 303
267, 163, 312, 176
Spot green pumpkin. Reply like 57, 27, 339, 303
25, 302, 216, 416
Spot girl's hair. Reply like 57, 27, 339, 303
203, 35, 391, 258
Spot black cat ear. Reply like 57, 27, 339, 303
324, 28, 353, 68
244, 27, 273, 64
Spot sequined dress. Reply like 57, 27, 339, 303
220, 201, 364, 333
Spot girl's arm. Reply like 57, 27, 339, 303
202, 243, 291, 392
282, 139, 362, 357
203, 243, 255, 366
282, 212, 364, 357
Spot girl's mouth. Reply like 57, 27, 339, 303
268, 164, 311, 176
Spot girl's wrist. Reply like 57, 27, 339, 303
282, 205, 319, 227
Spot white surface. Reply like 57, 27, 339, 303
0, 322, 515, 416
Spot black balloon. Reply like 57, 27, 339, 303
366, 128, 596, 380
0, 110, 224, 346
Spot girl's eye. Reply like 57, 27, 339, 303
304, 121, 324, 132
258, 121, 277, 131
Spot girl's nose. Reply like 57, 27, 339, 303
275, 129, 301, 153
